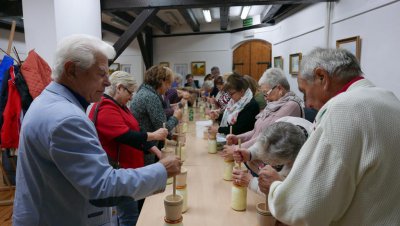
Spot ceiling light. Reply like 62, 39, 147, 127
202, 9, 212, 23
240, 6, 251, 20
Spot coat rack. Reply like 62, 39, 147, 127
0, 20, 17, 207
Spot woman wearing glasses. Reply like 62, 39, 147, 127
208, 72, 259, 135
224, 68, 304, 155
88, 71, 169, 226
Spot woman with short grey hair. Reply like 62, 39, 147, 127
224, 68, 304, 157
89, 71, 169, 225
232, 116, 312, 195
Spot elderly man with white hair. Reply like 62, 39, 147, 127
13, 34, 182, 226
258, 48, 400, 225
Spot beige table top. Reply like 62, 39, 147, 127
137, 121, 265, 226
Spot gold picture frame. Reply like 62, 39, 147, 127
191, 61, 206, 76
336, 36, 361, 61
274, 56, 283, 70
109, 63, 120, 74
289, 53, 302, 75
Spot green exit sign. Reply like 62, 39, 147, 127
243, 18, 253, 27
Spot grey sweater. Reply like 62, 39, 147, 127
130, 84, 179, 164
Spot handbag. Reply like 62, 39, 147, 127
91, 100, 121, 169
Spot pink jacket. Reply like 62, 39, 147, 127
237, 101, 302, 149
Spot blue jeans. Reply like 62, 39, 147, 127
117, 199, 139, 226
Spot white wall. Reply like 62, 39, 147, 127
153, 33, 232, 85
331, 0, 400, 98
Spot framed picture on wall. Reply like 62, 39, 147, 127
289, 53, 302, 75
336, 36, 361, 61
173, 63, 188, 78
274, 56, 283, 70
121, 64, 131, 73
109, 63, 120, 74
159, 62, 170, 68
191, 61, 206, 76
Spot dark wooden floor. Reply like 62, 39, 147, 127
0, 169, 14, 226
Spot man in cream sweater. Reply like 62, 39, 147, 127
258, 48, 400, 225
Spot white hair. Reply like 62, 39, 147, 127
255, 121, 307, 162
258, 68, 290, 90
105, 71, 137, 96
52, 34, 116, 81
300, 47, 363, 81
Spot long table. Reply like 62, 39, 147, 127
137, 120, 265, 226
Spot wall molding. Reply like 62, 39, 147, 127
273, 24, 324, 45
331, 0, 400, 24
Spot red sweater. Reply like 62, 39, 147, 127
89, 96, 144, 169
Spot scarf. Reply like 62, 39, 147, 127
256, 91, 304, 120
220, 88, 253, 127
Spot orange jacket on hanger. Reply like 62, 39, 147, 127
21, 50, 51, 99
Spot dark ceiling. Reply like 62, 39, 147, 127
0, 0, 336, 66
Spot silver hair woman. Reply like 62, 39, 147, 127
232, 116, 312, 195
254, 121, 307, 171
89, 70, 169, 225
258, 68, 290, 92
224, 68, 305, 158
52, 34, 115, 81
105, 71, 137, 97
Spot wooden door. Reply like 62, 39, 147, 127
233, 40, 271, 82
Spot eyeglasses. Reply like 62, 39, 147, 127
263, 85, 277, 97
122, 86, 134, 96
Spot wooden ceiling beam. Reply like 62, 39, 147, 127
112, 8, 159, 63
261, 5, 282, 23
132, 9, 170, 34
178, 9, 200, 32
102, 0, 337, 10
101, 22, 124, 36
220, 6, 229, 31
112, 11, 135, 23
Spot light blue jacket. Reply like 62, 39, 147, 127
13, 82, 167, 226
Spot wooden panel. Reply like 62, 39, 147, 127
250, 40, 271, 81
233, 42, 251, 76
233, 40, 271, 81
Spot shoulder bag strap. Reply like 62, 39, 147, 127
91, 99, 121, 168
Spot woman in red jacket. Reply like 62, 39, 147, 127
89, 71, 168, 226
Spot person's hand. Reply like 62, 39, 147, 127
226, 134, 238, 145
233, 148, 251, 163
209, 110, 220, 120
181, 91, 190, 100
173, 108, 183, 120
220, 144, 236, 160
207, 97, 216, 104
149, 146, 162, 159
180, 99, 188, 107
258, 165, 283, 195
232, 168, 252, 187
159, 155, 183, 178
148, 128, 168, 141
208, 125, 218, 134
